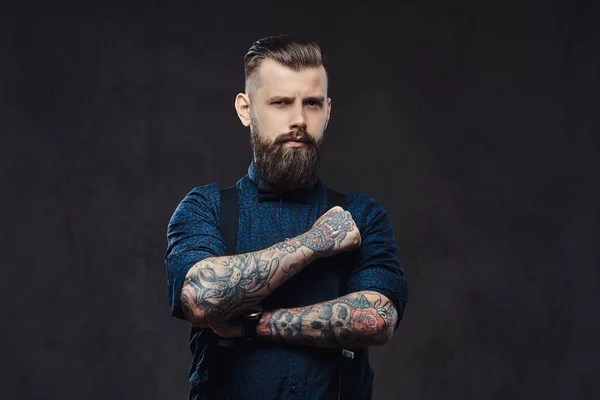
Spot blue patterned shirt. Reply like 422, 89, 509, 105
165, 161, 408, 400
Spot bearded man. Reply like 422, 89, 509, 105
165, 35, 409, 400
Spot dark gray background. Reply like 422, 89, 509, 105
1, 1, 599, 399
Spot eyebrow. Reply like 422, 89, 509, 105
267, 95, 325, 103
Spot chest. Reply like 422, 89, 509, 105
236, 202, 353, 308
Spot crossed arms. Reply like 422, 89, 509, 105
178, 205, 399, 348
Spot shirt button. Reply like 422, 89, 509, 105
290, 384, 297, 393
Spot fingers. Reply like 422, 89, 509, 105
327, 206, 350, 218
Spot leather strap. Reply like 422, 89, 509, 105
219, 185, 239, 256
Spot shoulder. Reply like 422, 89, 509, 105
169, 183, 222, 223
182, 183, 221, 205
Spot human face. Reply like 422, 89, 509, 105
246, 58, 330, 144
235, 59, 332, 189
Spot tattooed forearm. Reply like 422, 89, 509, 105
181, 237, 313, 325
181, 206, 361, 326
256, 291, 398, 348
298, 207, 356, 253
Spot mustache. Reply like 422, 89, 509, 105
273, 129, 317, 146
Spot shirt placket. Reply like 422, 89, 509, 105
284, 372, 302, 399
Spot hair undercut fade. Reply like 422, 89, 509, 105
244, 35, 328, 96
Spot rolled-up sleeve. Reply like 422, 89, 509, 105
164, 184, 227, 320
346, 196, 409, 330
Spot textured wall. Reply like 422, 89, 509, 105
1, 1, 599, 399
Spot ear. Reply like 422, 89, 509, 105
325, 97, 332, 130
235, 93, 251, 127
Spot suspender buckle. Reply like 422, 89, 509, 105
341, 349, 354, 360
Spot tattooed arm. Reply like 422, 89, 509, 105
255, 291, 398, 347
181, 206, 361, 326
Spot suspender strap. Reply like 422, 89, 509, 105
326, 188, 346, 209
219, 185, 239, 256
326, 188, 350, 400
213, 185, 347, 399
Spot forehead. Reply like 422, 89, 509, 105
255, 59, 328, 97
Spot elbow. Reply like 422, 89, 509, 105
377, 305, 401, 345
372, 319, 397, 346
180, 282, 211, 326
180, 259, 222, 325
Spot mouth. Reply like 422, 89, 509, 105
282, 140, 308, 148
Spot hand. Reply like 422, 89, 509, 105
200, 317, 244, 339
301, 206, 361, 258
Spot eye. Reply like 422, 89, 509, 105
305, 100, 323, 108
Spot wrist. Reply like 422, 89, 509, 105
296, 231, 330, 260
255, 311, 273, 338
241, 306, 263, 340
287, 235, 321, 262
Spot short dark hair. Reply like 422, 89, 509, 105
244, 35, 327, 95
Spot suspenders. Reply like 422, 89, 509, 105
213, 184, 348, 399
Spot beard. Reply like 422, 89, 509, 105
250, 118, 324, 190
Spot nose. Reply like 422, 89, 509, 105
289, 102, 306, 131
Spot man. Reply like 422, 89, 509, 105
165, 35, 409, 400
